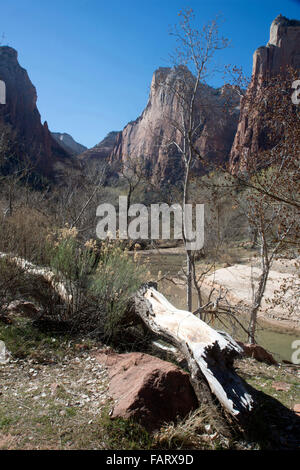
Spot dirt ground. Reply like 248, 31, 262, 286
0, 348, 111, 449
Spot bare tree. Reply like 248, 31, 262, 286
119, 156, 149, 214
238, 187, 295, 343
161, 9, 229, 311
0, 129, 34, 217
49, 160, 107, 236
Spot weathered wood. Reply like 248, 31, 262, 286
131, 283, 255, 421
0, 252, 72, 304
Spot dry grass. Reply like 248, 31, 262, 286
153, 404, 237, 450
0, 207, 51, 264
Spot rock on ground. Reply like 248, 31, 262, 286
238, 342, 278, 365
95, 351, 198, 431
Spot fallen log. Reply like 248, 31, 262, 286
0, 252, 72, 304
130, 283, 255, 422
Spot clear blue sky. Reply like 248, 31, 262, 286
1, 0, 300, 148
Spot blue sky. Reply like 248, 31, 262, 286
1, 0, 300, 148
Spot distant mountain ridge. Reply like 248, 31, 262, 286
1, 13, 299, 186
52, 132, 87, 157
78, 131, 119, 161
80, 14, 300, 184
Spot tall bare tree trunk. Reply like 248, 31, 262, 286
186, 250, 193, 311
183, 153, 193, 312
248, 232, 270, 344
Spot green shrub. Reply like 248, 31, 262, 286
47, 226, 97, 322
0, 217, 146, 343
48, 230, 145, 342
90, 239, 146, 341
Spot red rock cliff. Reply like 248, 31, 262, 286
109, 66, 240, 185
229, 15, 300, 173
0, 46, 74, 180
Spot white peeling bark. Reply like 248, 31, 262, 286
132, 283, 255, 421
0, 252, 72, 304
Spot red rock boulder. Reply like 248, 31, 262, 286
238, 342, 278, 365
95, 351, 198, 431
7, 300, 39, 318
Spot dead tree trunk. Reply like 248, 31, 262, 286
0, 252, 72, 304
130, 283, 255, 422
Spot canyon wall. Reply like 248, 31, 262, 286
229, 15, 300, 172
100, 66, 240, 185
0, 46, 74, 180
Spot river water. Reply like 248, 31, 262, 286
137, 249, 300, 363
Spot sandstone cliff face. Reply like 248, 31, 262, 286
0, 46, 73, 179
229, 15, 300, 172
109, 66, 240, 185
78, 131, 119, 162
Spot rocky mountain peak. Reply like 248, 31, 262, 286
78, 131, 119, 162
0, 46, 18, 61
0, 45, 74, 181
269, 14, 300, 49
230, 15, 300, 173
108, 66, 240, 185
253, 14, 300, 77
51, 132, 87, 157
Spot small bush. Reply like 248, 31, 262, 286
90, 239, 146, 341
0, 207, 51, 265
0, 257, 28, 311
48, 226, 97, 322
0, 211, 146, 345
47, 230, 146, 342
